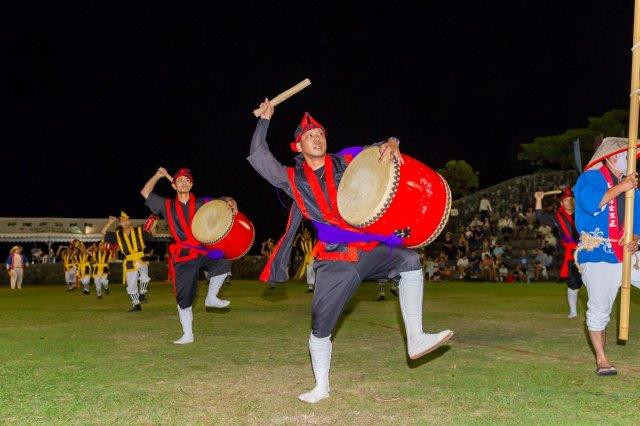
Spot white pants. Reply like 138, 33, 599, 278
94, 274, 108, 287
65, 267, 77, 284
581, 258, 640, 331
9, 268, 23, 289
125, 263, 150, 295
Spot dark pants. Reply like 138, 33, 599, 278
311, 245, 421, 338
567, 261, 583, 290
174, 256, 231, 309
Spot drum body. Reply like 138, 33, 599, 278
191, 200, 255, 259
337, 147, 451, 248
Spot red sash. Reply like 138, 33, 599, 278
599, 166, 624, 262
287, 155, 377, 262
164, 194, 206, 264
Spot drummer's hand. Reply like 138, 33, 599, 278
156, 167, 173, 182
379, 138, 404, 165
223, 197, 238, 214
619, 172, 639, 193
534, 191, 545, 201
256, 98, 274, 120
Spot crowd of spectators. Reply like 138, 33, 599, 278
421, 195, 561, 283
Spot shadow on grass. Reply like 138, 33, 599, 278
407, 345, 452, 368
205, 307, 231, 314
261, 282, 289, 303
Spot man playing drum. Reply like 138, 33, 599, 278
248, 99, 453, 403
141, 167, 237, 344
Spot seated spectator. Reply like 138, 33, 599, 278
498, 263, 509, 282
481, 254, 496, 281
456, 255, 469, 279
30, 245, 43, 264
492, 243, 505, 258
498, 215, 515, 238
525, 206, 536, 229
423, 256, 436, 281
470, 215, 483, 229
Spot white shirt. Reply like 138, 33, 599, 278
479, 198, 492, 212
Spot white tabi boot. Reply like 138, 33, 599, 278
567, 288, 579, 318
298, 333, 332, 404
399, 269, 454, 359
205, 273, 230, 308
174, 305, 194, 344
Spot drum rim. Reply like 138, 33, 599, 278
191, 200, 234, 244
407, 172, 452, 248
338, 147, 400, 227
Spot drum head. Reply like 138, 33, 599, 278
191, 200, 233, 244
337, 146, 398, 226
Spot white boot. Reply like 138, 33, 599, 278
567, 288, 579, 318
174, 305, 194, 344
298, 333, 331, 404
399, 269, 453, 359
205, 273, 230, 308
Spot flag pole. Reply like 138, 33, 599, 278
620, 0, 640, 341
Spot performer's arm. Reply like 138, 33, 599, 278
247, 99, 290, 192
598, 173, 638, 208
141, 167, 173, 200
533, 192, 557, 229
100, 216, 117, 234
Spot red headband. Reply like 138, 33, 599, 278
290, 112, 325, 152
173, 168, 193, 183
560, 187, 573, 201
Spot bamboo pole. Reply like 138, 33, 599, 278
620, 0, 640, 341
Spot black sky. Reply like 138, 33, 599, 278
3, 1, 634, 245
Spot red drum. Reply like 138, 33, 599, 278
337, 147, 451, 248
191, 200, 255, 259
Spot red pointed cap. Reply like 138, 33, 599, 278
560, 186, 573, 200
173, 168, 193, 183
290, 112, 325, 152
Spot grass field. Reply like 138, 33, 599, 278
1, 280, 639, 424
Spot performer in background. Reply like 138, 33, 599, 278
76, 242, 93, 295
101, 211, 154, 311
573, 137, 640, 376
249, 99, 453, 403
91, 241, 113, 299
6, 246, 28, 290
534, 187, 582, 318
57, 240, 80, 291
294, 226, 316, 292
141, 167, 238, 344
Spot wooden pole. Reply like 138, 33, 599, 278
620, 0, 640, 341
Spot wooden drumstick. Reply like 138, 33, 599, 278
543, 190, 562, 196
253, 78, 311, 117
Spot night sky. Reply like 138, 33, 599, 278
4, 1, 634, 247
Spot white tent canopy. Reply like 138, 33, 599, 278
0, 217, 171, 243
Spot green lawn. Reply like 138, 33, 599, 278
1, 280, 639, 424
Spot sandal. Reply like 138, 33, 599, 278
596, 365, 618, 376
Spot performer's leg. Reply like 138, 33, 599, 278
360, 246, 453, 360
566, 261, 582, 318
298, 333, 332, 404
300, 261, 360, 404
65, 269, 76, 290
306, 260, 315, 292
102, 275, 110, 294
173, 258, 201, 344
582, 262, 621, 372
138, 263, 151, 301
16, 269, 23, 289
81, 275, 91, 294
126, 270, 142, 311
94, 276, 102, 298
9, 270, 16, 289
567, 288, 579, 318
204, 258, 231, 308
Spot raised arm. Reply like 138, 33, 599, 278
247, 99, 290, 193
100, 216, 117, 234
141, 167, 173, 199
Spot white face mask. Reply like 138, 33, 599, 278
607, 152, 628, 173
